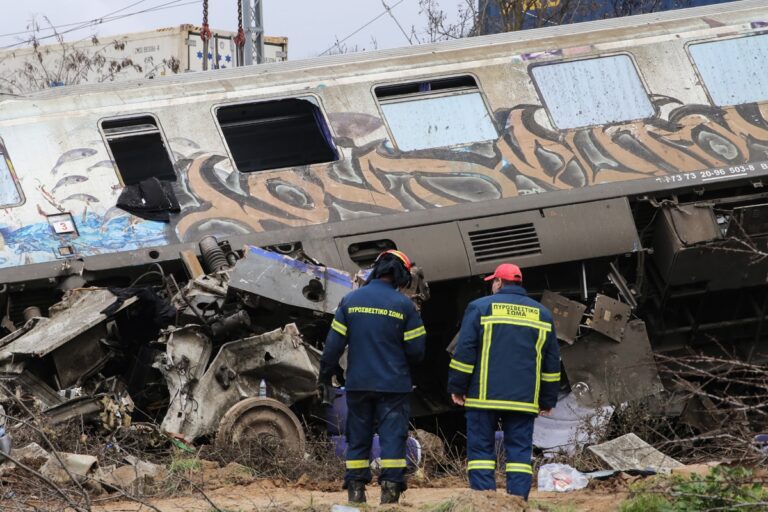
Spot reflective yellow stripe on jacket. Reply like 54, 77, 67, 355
332, 319, 347, 336
533, 328, 547, 405
449, 359, 474, 374
403, 325, 426, 341
464, 398, 539, 414
469, 313, 551, 412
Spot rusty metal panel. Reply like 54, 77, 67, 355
649, 204, 768, 290
540, 291, 586, 345
727, 203, 768, 237
459, 198, 639, 275
561, 320, 664, 407
590, 294, 632, 343
531, 55, 654, 129
668, 205, 721, 246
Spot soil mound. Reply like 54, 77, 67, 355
440, 490, 528, 511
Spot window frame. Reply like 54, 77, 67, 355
98, 113, 177, 187
528, 52, 655, 131
212, 93, 339, 175
685, 32, 768, 107
0, 140, 25, 208
371, 72, 499, 152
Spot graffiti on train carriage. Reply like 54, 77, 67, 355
1, 96, 768, 267
173, 97, 768, 238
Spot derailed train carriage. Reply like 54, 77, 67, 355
1, 0, 768, 442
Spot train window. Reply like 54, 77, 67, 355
216, 98, 338, 173
0, 152, 22, 207
374, 75, 497, 151
531, 55, 654, 130
101, 116, 176, 185
689, 34, 768, 106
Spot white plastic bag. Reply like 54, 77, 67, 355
537, 463, 589, 492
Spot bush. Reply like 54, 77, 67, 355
621, 466, 768, 512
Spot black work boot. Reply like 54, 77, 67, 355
347, 480, 366, 504
380, 480, 402, 504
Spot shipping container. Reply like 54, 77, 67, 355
0, 24, 288, 88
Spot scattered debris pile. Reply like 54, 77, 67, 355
0, 237, 431, 451
0, 240, 327, 449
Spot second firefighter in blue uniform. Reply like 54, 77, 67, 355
320, 250, 426, 505
448, 263, 560, 499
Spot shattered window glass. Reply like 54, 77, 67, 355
531, 55, 654, 130
102, 116, 177, 186
216, 98, 338, 173
376, 76, 497, 151
689, 34, 768, 106
381, 93, 498, 151
0, 153, 22, 206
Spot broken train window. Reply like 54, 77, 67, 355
531, 54, 654, 130
101, 115, 177, 186
216, 97, 339, 173
689, 33, 768, 106
0, 141, 23, 207
374, 75, 498, 152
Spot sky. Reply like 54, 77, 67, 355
0, 0, 438, 60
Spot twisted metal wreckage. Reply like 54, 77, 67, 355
0, 238, 432, 452
0, 233, 665, 458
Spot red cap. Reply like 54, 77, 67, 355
484, 263, 522, 282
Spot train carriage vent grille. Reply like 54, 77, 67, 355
468, 223, 541, 262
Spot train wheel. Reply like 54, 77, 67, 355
216, 397, 306, 453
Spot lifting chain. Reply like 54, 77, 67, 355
201, 0, 212, 70
234, 0, 246, 47
234, 0, 246, 66
201, 0, 212, 42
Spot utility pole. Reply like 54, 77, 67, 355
242, 0, 265, 65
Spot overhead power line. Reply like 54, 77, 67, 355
382, 0, 413, 45
319, 0, 406, 56
0, 0, 151, 39
1, 0, 201, 49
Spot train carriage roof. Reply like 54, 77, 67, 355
0, 0, 765, 112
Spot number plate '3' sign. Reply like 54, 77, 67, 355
47, 213, 78, 236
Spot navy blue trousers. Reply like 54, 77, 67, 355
466, 409, 535, 499
345, 391, 410, 487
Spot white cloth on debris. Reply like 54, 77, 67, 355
533, 392, 614, 455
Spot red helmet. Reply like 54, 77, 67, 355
376, 249, 412, 272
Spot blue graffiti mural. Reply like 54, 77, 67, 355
0, 214, 168, 268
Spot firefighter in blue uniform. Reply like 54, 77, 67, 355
320, 250, 426, 505
448, 263, 560, 499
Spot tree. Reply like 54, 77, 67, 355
418, 0, 699, 41
0, 17, 181, 94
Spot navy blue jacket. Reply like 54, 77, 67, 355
447, 285, 560, 414
320, 279, 426, 393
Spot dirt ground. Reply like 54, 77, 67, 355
93, 480, 628, 511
